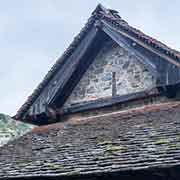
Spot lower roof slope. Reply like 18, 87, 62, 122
1, 102, 180, 179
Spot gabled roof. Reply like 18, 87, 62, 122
2, 102, 180, 179
15, 4, 180, 120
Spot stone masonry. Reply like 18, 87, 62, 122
64, 40, 156, 107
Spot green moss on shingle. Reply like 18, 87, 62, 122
105, 144, 127, 153
45, 163, 64, 169
65, 170, 80, 176
168, 144, 179, 150
155, 139, 169, 145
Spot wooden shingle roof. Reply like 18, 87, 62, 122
2, 102, 180, 179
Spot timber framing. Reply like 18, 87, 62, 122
61, 88, 160, 115
21, 85, 177, 125
15, 4, 180, 123
49, 30, 108, 108
101, 20, 180, 68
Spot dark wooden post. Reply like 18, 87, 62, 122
112, 71, 117, 97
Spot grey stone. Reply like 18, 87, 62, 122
64, 40, 155, 106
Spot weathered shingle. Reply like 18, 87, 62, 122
2, 102, 180, 179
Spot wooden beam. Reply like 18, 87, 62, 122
102, 21, 180, 68
112, 72, 117, 97
61, 88, 159, 115
48, 27, 100, 106
102, 23, 159, 77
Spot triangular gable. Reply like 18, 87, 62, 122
15, 4, 180, 122
64, 39, 156, 108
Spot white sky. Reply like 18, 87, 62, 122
0, 0, 179, 116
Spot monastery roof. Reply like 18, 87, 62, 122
1, 102, 180, 179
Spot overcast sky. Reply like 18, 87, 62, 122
0, 0, 179, 116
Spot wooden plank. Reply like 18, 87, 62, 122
102, 23, 159, 77
167, 65, 180, 85
52, 31, 108, 108
61, 88, 159, 114
26, 28, 107, 117
102, 20, 180, 68
48, 27, 100, 106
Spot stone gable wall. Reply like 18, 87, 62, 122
64, 41, 156, 107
